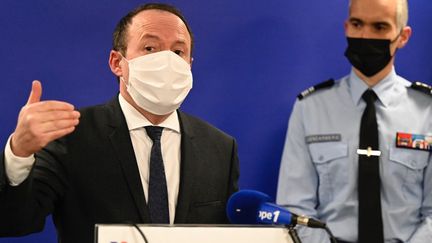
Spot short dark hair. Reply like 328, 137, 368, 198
112, 3, 194, 56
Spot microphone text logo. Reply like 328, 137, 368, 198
258, 210, 280, 223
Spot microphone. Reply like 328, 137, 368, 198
226, 190, 326, 229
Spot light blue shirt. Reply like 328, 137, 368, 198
276, 68, 432, 243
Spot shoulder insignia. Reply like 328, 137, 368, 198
297, 79, 335, 100
410, 81, 432, 97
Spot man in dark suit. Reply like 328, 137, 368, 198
0, 3, 239, 243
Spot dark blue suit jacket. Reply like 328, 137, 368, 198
0, 96, 239, 243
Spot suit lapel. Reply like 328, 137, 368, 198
105, 102, 201, 223
174, 111, 201, 223
106, 97, 151, 222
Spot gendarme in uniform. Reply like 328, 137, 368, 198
276, 68, 432, 242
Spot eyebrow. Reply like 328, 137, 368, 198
173, 39, 187, 47
348, 17, 391, 27
372, 21, 391, 27
139, 33, 161, 42
348, 17, 362, 22
139, 33, 188, 46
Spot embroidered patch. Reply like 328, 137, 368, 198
306, 134, 341, 144
396, 132, 432, 151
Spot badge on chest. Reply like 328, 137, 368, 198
396, 132, 432, 151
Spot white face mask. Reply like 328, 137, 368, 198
121, 50, 193, 115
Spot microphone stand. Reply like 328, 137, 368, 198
285, 224, 302, 243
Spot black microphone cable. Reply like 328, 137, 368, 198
124, 221, 149, 243
132, 224, 149, 243
285, 224, 302, 243
324, 225, 337, 243
293, 215, 337, 243
285, 218, 337, 243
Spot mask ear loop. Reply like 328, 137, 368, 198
389, 29, 404, 56
390, 29, 404, 43
117, 51, 130, 85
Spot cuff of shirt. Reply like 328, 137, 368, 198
4, 135, 35, 186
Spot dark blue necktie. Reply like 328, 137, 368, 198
145, 126, 169, 224
358, 90, 383, 243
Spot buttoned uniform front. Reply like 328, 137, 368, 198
276, 68, 432, 243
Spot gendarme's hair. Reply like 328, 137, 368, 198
349, 0, 409, 29
112, 3, 194, 56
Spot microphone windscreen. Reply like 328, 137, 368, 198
226, 190, 272, 224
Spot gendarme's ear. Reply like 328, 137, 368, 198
109, 50, 123, 77
397, 26, 412, 49
343, 20, 349, 34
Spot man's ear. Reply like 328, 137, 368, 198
397, 26, 412, 49
109, 50, 123, 77
344, 20, 349, 34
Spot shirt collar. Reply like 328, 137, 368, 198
118, 94, 180, 133
348, 67, 397, 108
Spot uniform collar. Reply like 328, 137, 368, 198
349, 67, 398, 108
118, 94, 180, 133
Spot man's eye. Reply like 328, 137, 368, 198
173, 50, 184, 56
351, 22, 362, 28
145, 46, 155, 52
374, 24, 387, 31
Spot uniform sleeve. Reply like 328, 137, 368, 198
407, 153, 432, 243
276, 100, 330, 243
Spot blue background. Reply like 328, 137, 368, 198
1, 0, 431, 242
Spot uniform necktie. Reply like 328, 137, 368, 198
358, 89, 384, 243
145, 126, 169, 223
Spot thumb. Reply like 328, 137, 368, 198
27, 80, 42, 104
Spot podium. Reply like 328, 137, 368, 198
95, 224, 294, 243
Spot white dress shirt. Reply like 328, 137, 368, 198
4, 94, 181, 224
118, 94, 181, 224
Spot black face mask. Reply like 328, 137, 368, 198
344, 37, 397, 77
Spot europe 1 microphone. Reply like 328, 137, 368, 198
226, 190, 326, 229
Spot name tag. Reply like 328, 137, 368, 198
306, 134, 341, 144
396, 132, 432, 151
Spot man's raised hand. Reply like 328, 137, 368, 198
10, 80, 80, 157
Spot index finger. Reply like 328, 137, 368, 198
29, 100, 76, 112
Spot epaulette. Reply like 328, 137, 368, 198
410, 81, 432, 97
297, 79, 335, 100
